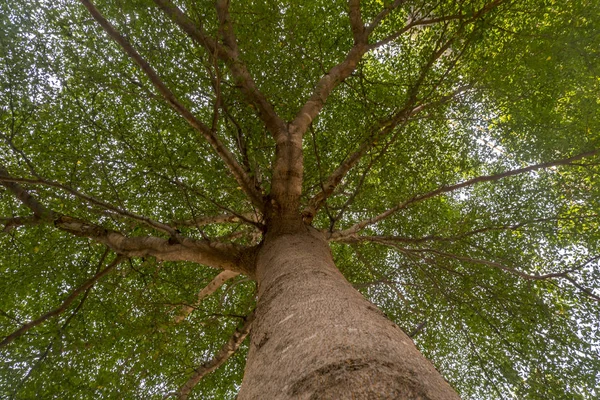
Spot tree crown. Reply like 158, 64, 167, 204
1, 0, 599, 398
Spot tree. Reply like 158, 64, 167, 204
1, 0, 599, 398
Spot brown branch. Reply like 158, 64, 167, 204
348, 0, 366, 43
2, 171, 252, 274
401, 247, 568, 281
302, 110, 411, 223
330, 149, 600, 240
172, 212, 261, 229
563, 276, 600, 302
360, 237, 572, 281
408, 321, 427, 338
0, 174, 176, 235
174, 270, 239, 323
370, 14, 465, 50
370, 0, 506, 49
328, 133, 398, 230
10, 273, 96, 394
152, 0, 287, 140
332, 214, 600, 245
53, 215, 251, 274
0, 251, 122, 349
353, 238, 600, 298
78, 0, 264, 210
288, 1, 369, 137
412, 246, 600, 302
0, 165, 55, 220
176, 310, 255, 400
365, 0, 407, 35
1, 215, 42, 232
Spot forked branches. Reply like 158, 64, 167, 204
79, 0, 264, 210
152, 0, 288, 141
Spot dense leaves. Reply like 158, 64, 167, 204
1, 0, 599, 399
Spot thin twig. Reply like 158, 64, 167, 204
331, 149, 600, 239
0, 252, 123, 348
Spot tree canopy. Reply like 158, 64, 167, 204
1, 0, 599, 398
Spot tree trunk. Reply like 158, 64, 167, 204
238, 226, 460, 399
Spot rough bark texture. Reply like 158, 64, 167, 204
238, 225, 459, 399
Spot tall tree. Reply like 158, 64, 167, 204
1, 0, 599, 398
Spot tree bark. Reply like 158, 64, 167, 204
238, 225, 459, 399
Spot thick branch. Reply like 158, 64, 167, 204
79, 0, 264, 210
288, 0, 369, 137
348, 0, 366, 43
152, 0, 287, 140
174, 270, 239, 323
1, 215, 42, 232
0, 252, 122, 349
331, 149, 600, 240
0, 165, 54, 219
302, 2, 486, 220
2, 171, 252, 274
177, 311, 255, 400
173, 212, 261, 229
54, 215, 251, 274
290, 0, 502, 140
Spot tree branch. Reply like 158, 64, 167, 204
78, 0, 264, 210
348, 0, 366, 43
349, 236, 600, 300
172, 212, 261, 229
330, 149, 600, 240
0, 251, 122, 349
1, 215, 42, 232
370, 0, 506, 50
0, 174, 177, 235
332, 214, 600, 245
370, 14, 465, 50
365, 0, 407, 35
0, 165, 55, 220
288, 0, 368, 137
406, 245, 600, 302
563, 276, 600, 302
176, 310, 255, 400
395, 245, 568, 281
152, 0, 287, 140
303, 86, 470, 223
1, 170, 253, 274
408, 321, 427, 338
174, 270, 239, 323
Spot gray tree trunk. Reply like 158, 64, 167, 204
238, 226, 460, 399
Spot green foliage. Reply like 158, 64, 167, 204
1, 0, 599, 399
